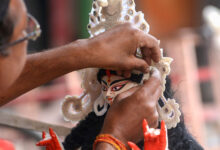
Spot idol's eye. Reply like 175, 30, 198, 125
102, 85, 108, 91
111, 84, 126, 91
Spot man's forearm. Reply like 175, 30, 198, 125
0, 40, 91, 105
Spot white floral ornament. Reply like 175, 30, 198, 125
61, 0, 181, 129
157, 97, 181, 129
61, 94, 92, 123
61, 68, 103, 122
151, 56, 181, 129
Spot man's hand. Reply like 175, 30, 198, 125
99, 70, 162, 148
0, 23, 160, 106
85, 23, 161, 72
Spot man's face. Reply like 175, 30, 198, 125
0, 0, 27, 91
101, 75, 138, 104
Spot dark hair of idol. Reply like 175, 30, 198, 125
0, 0, 14, 55
97, 69, 144, 84
63, 77, 204, 150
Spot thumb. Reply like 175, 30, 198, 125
114, 86, 140, 103
132, 58, 149, 73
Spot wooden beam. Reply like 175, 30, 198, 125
0, 110, 71, 136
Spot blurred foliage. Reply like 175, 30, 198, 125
78, 0, 93, 39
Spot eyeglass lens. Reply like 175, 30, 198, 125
26, 15, 37, 34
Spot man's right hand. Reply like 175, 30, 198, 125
99, 70, 162, 149
84, 23, 161, 73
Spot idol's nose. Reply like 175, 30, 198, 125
105, 89, 114, 102
106, 89, 112, 97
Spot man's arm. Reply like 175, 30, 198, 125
0, 40, 90, 105
0, 24, 161, 105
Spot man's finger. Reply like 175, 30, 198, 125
141, 47, 152, 65
142, 68, 161, 91
114, 86, 140, 102
153, 84, 162, 100
140, 78, 160, 98
137, 32, 161, 63
132, 58, 149, 73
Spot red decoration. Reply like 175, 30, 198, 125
36, 128, 63, 150
93, 134, 127, 150
128, 120, 167, 150
106, 70, 111, 83
0, 139, 15, 150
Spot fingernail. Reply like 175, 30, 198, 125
151, 68, 161, 80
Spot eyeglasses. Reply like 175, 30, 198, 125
0, 14, 41, 56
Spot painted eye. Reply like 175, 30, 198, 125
102, 85, 107, 91
111, 84, 126, 91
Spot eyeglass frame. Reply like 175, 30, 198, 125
0, 14, 41, 56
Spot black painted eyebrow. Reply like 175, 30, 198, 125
110, 79, 129, 86
101, 80, 107, 85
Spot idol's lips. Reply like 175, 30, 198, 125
107, 98, 113, 101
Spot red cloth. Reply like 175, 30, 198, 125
0, 139, 15, 150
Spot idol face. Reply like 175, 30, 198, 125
101, 75, 138, 104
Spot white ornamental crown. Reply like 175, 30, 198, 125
87, 0, 150, 37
